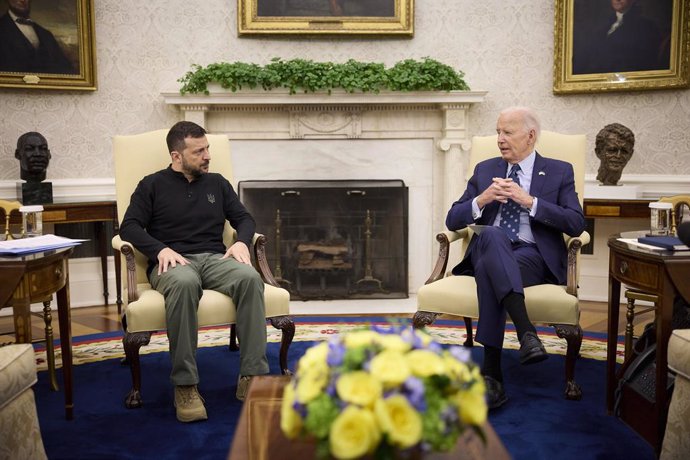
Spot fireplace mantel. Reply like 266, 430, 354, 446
163, 88, 487, 232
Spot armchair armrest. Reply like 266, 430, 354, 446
112, 235, 140, 303
425, 228, 590, 296
425, 228, 472, 284
565, 231, 590, 297
251, 232, 281, 288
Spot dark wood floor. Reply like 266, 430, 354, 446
0, 299, 655, 346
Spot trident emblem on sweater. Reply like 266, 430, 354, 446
207, 194, 216, 204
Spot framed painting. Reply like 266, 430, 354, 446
0, 0, 96, 91
553, 0, 689, 94
238, 0, 413, 36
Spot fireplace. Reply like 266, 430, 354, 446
240, 180, 408, 300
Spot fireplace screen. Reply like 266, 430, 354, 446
239, 180, 408, 300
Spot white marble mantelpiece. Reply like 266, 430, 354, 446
162, 88, 487, 227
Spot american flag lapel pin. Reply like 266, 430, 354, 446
538, 171, 546, 176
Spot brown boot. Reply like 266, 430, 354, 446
236, 376, 252, 402
174, 385, 208, 422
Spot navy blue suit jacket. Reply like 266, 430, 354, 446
446, 152, 585, 285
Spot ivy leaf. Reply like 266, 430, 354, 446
178, 58, 469, 95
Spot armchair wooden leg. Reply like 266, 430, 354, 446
229, 324, 239, 351
123, 330, 152, 409
270, 316, 295, 375
412, 311, 441, 330
463, 317, 474, 347
553, 324, 583, 401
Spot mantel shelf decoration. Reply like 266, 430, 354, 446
177, 58, 469, 95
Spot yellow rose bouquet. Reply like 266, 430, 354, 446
280, 325, 487, 459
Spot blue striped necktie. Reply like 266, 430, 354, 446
499, 164, 522, 242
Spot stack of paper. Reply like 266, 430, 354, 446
638, 236, 690, 251
0, 234, 87, 255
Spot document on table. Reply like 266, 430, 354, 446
617, 238, 665, 251
0, 234, 87, 255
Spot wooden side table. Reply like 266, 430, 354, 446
6, 200, 121, 310
0, 247, 76, 420
607, 232, 690, 451
228, 375, 510, 460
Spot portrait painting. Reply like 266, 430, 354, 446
0, 0, 96, 90
238, 0, 413, 35
553, 0, 689, 93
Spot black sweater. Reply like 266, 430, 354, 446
119, 166, 255, 271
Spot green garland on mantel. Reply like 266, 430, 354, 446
178, 57, 469, 95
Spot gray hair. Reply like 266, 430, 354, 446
500, 106, 541, 140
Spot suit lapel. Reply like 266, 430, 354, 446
530, 152, 547, 198
483, 158, 509, 223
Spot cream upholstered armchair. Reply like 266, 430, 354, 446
0, 344, 47, 460
661, 328, 690, 459
413, 131, 591, 400
111, 129, 294, 408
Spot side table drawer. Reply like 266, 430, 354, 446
611, 252, 659, 291
28, 260, 67, 300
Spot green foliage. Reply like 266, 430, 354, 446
341, 346, 369, 371
304, 394, 340, 439
178, 57, 469, 95
421, 377, 462, 452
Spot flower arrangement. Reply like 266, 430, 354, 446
280, 325, 487, 459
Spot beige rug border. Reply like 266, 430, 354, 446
34, 322, 624, 372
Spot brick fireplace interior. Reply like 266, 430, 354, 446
239, 180, 408, 300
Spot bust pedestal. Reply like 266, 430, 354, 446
17, 182, 53, 205
584, 183, 640, 199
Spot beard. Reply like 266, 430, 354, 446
181, 157, 208, 179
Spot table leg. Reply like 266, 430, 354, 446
96, 221, 109, 306
56, 269, 74, 420
42, 300, 59, 392
114, 220, 122, 314
654, 283, 675, 450
114, 249, 122, 315
12, 297, 32, 344
607, 275, 621, 414
625, 297, 635, 361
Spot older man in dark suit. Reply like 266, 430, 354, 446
0, 0, 75, 74
445, 106, 586, 409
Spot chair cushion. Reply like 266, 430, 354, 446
0, 344, 37, 411
125, 283, 290, 333
668, 329, 690, 379
417, 275, 579, 326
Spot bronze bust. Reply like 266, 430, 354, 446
15, 131, 52, 183
15, 132, 53, 204
594, 123, 634, 186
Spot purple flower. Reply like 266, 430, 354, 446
448, 345, 471, 363
327, 341, 345, 367
293, 400, 307, 418
402, 376, 426, 411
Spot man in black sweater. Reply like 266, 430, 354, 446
119, 121, 268, 422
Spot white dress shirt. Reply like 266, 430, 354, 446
471, 151, 538, 244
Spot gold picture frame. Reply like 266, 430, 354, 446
238, 0, 413, 36
0, 0, 96, 91
553, 0, 689, 94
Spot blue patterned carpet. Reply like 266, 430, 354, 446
33, 319, 653, 460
